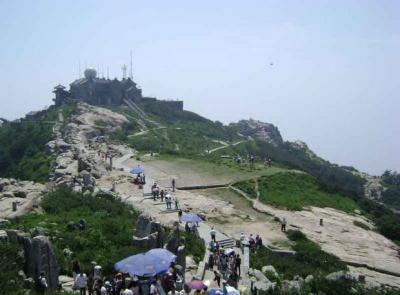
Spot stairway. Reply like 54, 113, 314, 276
217, 237, 236, 248
123, 98, 163, 129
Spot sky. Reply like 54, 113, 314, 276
0, 0, 399, 175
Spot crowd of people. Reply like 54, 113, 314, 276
205, 228, 241, 289
151, 182, 179, 210
61, 259, 187, 295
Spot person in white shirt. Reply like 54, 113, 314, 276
122, 287, 134, 295
210, 227, 216, 242
74, 272, 88, 295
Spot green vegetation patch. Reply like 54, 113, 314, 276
250, 229, 347, 280
353, 220, 370, 231
0, 102, 76, 183
233, 179, 257, 199
0, 243, 25, 295
6, 188, 141, 276
257, 172, 359, 213
182, 232, 206, 264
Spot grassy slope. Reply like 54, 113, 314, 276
155, 155, 288, 184
0, 102, 76, 183
236, 172, 359, 213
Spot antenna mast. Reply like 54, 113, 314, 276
122, 65, 127, 79
130, 50, 133, 79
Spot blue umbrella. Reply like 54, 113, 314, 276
115, 249, 176, 277
181, 213, 203, 223
130, 166, 145, 174
114, 253, 157, 277
146, 248, 176, 262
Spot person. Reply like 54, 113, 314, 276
165, 193, 171, 209
185, 222, 190, 233
178, 209, 183, 222
122, 286, 133, 295
163, 269, 175, 293
72, 258, 81, 280
213, 270, 221, 287
156, 186, 160, 199
152, 183, 157, 201
174, 197, 179, 210
37, 271, 48, 293
75, 272, 88, 295
131, 277, 140, 295
281, 217, 287, 232
92, 279, 102, 295
249, 234, 256, 252
160, 190, 165, 202
171, 179, 176, 192
103, 281, 113, 295
239, 232, 245, 243
210, 227, 216, 242
150, 283, 159, 295
235, 254, 241, 276
256, 235, 263, 249
208, 253, 215, 270
114, 273, 124, 295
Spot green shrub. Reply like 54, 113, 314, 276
250, 230, 347, 279
353, 220, 370, 231
8, 188, 141, 276
0, 243, 25, 295
183, 232, 206, 264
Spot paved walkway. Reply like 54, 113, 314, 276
109, 152, 251, 290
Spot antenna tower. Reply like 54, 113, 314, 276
122, 65, 127, 79
130, 50, 133, 79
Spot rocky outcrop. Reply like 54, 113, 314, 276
5, 230, 59, 290
0, 178, 47, 219
132, 214, 164, 249
49, 102, 128, 191
229, 119, 283, 146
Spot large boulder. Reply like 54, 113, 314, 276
132, 214, 165, 249
325, 270, 354, 281
262, 265, 278, 279
27, 236, 59, 290
135, 214, 154, 238
0, 230, 9, 243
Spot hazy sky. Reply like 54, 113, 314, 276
0, 0, 399, 175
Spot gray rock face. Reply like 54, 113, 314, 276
28, 236, 59, 290
176, 245, 186, 271
229, 119, 283, 146
253, 269, 270, 283
166, 222, 182, 253
305, 274, 314, 284
261, 265, 278, 279
135, 214, 154, 238
5, 230, 59, 290
132, 214, 164, 249
325, 270, 354, 281
0, 230, 9, 243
